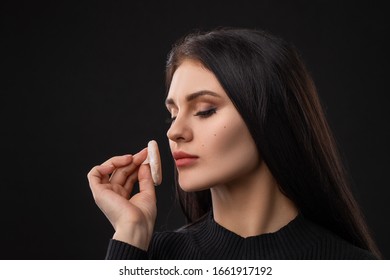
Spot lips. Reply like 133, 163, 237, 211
172, 151, 199, 167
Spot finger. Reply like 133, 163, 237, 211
101, 154, 133, 168
111, 183, 131, 199
117, 148, 149, 194
109, 148, 148, 186
100, 155, 133, 185
137, 164, 156, 204
110, 164, 137, 186
132, 148, 148, 165
123, 170, 139, 193
87, 164, 116, 192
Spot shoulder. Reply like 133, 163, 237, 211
148, 215, 208, 259
303, 218, 377, 260
151, 229, 190, 251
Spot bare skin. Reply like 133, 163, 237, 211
166, 59, 298, 237
210, 160, 298, 237
87, 58, 298, 250
87, 149, 156, 250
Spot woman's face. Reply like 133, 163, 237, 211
166, 59, 260, 191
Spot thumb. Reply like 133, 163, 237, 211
138, 164, 156, 200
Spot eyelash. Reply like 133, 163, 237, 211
166, 108, 217, 124
194, 108, 217, 118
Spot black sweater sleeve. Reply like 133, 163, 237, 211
105, 239, 148, 260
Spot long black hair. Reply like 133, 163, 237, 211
165, 27, 381, 258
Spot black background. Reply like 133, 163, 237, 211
1, 0, 389, 259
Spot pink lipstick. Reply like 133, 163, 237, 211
172, 151, 199, 167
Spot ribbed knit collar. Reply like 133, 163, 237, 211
190, 211, 324, 259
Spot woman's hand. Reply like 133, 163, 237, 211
87, 148, 156, 251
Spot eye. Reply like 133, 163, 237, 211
165, 116, 176, 124
194, 108, 217, 118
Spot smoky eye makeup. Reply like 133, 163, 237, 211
165, 110, 177, 124
165, 106, 177, 124
165, 107, 217, 124
166, 116, 176, 124
194, 107, 217, 118
164, 94, 221, 124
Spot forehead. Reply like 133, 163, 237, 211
166, 59, 226, 101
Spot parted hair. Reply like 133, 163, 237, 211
165, 27, 381, 258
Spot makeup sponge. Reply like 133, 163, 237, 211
146, 140, 162, 186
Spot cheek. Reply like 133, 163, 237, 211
203, 116, 259, 179
174, 112, 260, 191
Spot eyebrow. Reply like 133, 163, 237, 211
165, 90, 221, 106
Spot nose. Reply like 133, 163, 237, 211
166, 114, 192, 142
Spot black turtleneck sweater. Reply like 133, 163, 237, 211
105, 212, 376, 259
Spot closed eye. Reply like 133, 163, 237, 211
194, 108, 217, 118
166, 108, 217, 124
165, 116, 176, 124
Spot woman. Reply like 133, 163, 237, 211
87, 27, 381, 259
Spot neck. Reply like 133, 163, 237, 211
210, 161, 298, 237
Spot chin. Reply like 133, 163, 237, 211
179, 178, 210, 192
177, 174, 218, 192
